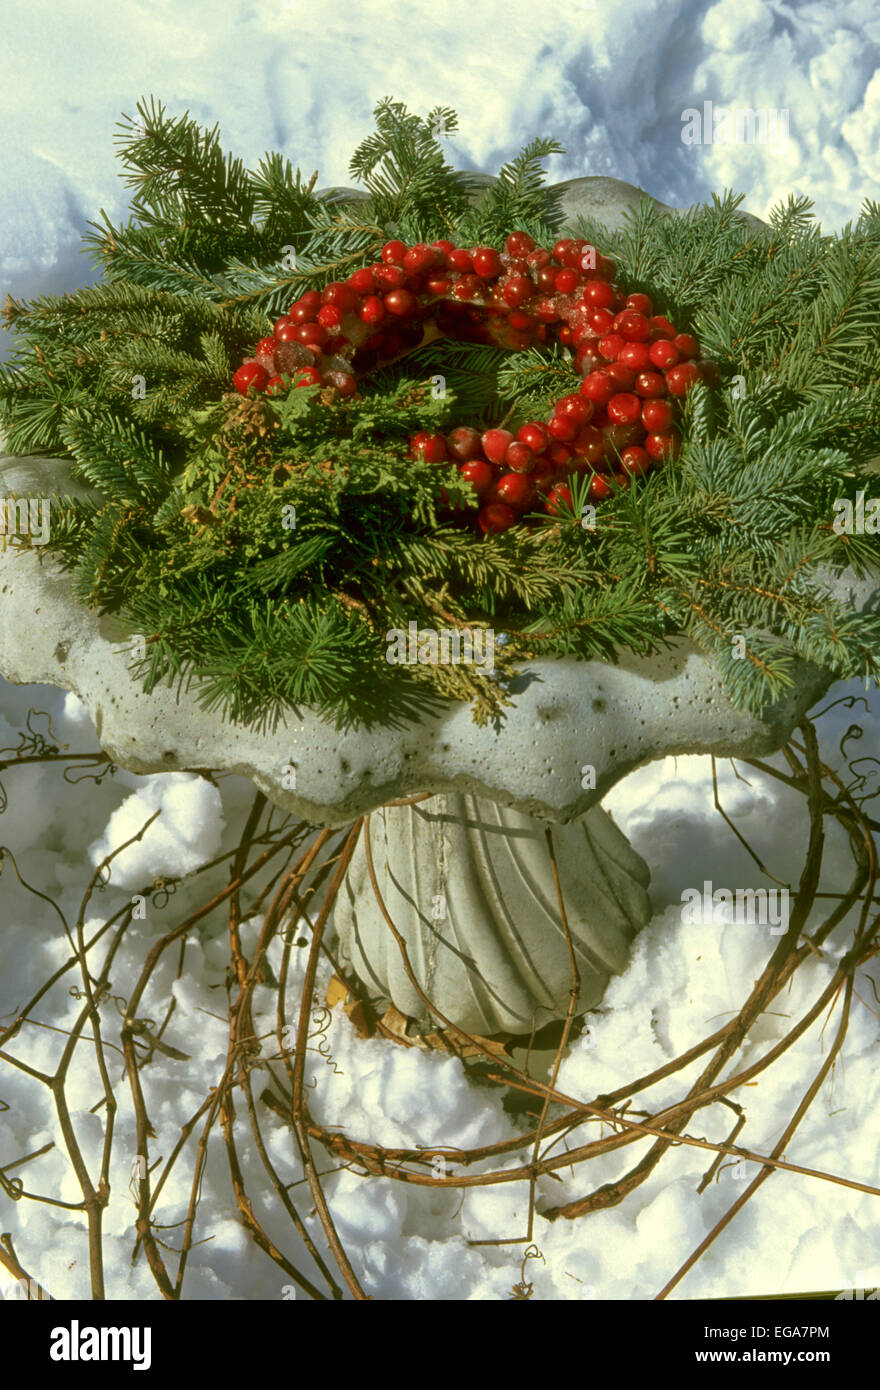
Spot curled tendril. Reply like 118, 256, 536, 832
510, 1244, 545, 1300
0, 1170, 24, 1201
68, 983, 130, 1015
812, 694, 871, 722
307, 1003, 344, 1076
150, 877, 177, 910
63, 758, 116, 789
0, 708, 65, 760
812, 696, 880, 809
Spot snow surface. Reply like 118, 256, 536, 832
1, 0, 879, 1302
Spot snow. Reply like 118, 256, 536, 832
1, 0, 879, 1302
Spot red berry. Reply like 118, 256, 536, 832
548, 443, 573, 468
504, 441, 536, 473
587, 307, 615, 335
426, 274, 450, 296
322, 282, 358, 311
382, 240, 406, 265
517, 422, 550, 452
526, 248, 552, 270
545, 483, 574, 516
552, 239, 573, 263
580, 371, 617, 406
649, 339, 679, 369
607, 393, 642, 426
431, 239, 455, 256
645, 431, 681, 460
572, 425, 605, 464
641, 399, 674, 432
581, 280, 616, 310
618, 342, 652, 371
634, 370, 667, 398
555, 393, 594, 425
625, 293, 653, 316
478, 502, 517, 534
256, 336, 277, 357
554, 268, 579, 294
234, 362, 270, 395
531, 459, 558, 491
274, 315, 293, 335
408, 430, 448, 463
288, 304, 316, 326
460, 459, 494, 494
598, 333, 625, 360
505, 231, 535, 257
603, 422, 645, 452
614, 310, 651, 342
587, 474, 613, 502
548, 414, 578, 442
265, 375, 287, 396
648, 316, 676, 339
452, 274, 482, 301
347, 267, 377, 294
448, 248, 474, 273
447, 426, 483, 462
605, 361, 637, 389
296, 322, 327, 347
536, 265, 558, 292
495, 472, 537, 510
503, 275, 533, 307
317, 305, 344, 330
360, 295, 386, 325
373, 264, 408, 291
620, 445, 652, 476
673, 333, 700, 360
481, 428, 514, 465
292, 366, 322, 388
400, 244, 432, 276
384, 289, 418, 317
472, 247, 504, 279
665, 362, 701, 396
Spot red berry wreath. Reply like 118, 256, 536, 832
232, 231, 718, 534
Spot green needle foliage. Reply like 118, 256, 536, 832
1, 97, 879, 730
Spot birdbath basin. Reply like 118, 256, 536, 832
1, 178, 876, 1036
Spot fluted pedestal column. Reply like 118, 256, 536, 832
334, 793, 651, 1036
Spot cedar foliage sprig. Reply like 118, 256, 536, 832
1, 97, 879, 729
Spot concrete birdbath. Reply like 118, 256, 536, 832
1, 178, 875, 1037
